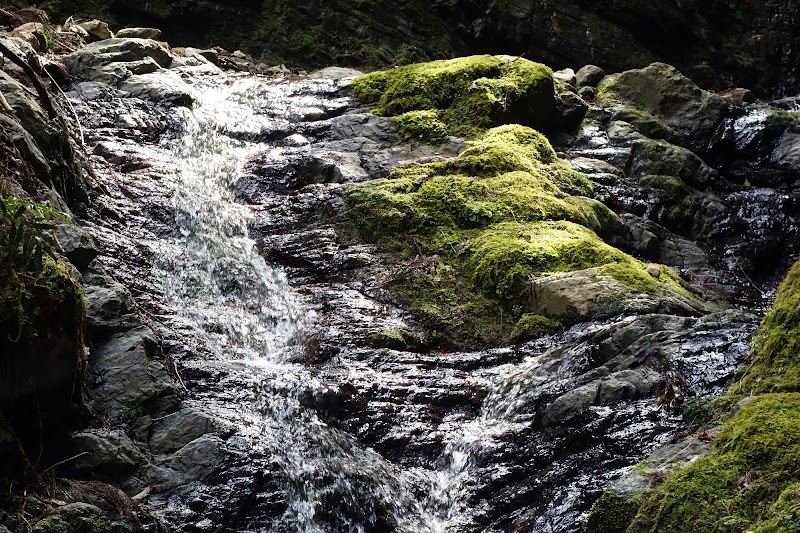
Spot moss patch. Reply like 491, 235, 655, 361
511, 313, 560, 341
732, 260, 800, 397
352, 55, 556, 141
640, 174, 698, 234
465, 220, 657, 302
633, 393, 800, 532
33, 505, 115, 533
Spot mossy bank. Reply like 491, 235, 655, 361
602, 260, 800, 532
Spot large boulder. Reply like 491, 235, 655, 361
598, 63, 729, 152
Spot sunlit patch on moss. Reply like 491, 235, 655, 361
352, 55, 555, 141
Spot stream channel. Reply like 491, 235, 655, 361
69, 55, 762, 532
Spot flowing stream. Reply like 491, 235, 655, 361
74, 64, 759, 532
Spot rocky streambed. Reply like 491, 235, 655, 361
2, 29, 800, 533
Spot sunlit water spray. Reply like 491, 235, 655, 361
144, 76, 312, 361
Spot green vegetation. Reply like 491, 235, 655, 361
0, 197, 68, 275
511, 313, 560, 341
587, 493, 640, 533
640, 174, 698, 234
347, 125, 690, 347
352, 55, 555, 141
730, 259, 800, 397
633, 393, 800, 532
611, 107, 671, 139
626, 260, 800, 532
33, 506, 116, 533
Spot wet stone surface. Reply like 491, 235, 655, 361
62, 43, 796, 532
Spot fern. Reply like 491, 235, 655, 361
0, 197, 69, 274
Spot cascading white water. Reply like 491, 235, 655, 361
144, 76, 311, 361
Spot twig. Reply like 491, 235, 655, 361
0, 40, 57, 119
40, 452, 90, 475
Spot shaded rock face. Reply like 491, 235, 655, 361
0, 37, 90, 210
56, 0, 800, 96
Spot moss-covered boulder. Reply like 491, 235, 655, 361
352, 55, 556, 141
32, 503, 121, 533
346, 124, 700, 346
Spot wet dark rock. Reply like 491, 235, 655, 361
54, 224, 99, 268
89, 326, 178, 424
162, 435, 225, 482
599, 63, 729, 153
68, 429, 147, 477
577, 65, 606, 88
148, 408, 219, 455
559, 91, 589, 131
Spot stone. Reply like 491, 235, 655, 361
163, 435, 225, 481
119, 71, 194, 106
78, 19, 114, 42
116, 27, 162, 40
771, 130, 800, 172
185, 47, 219, 66
553, 67, 576, 86
89, 326, 178, 423
63, 38, 174, 83
69, 430, 147, 475
528, 267, 705, 322
544, 368, 663, 425
309, 66, 364, 79
598, 63, 729, 152
577, 85, 596, 101
82, 268, 141, 336
54, 224, 98, 268
558, 91, 588, 130
628, 138, 718, 188
10, 22, 46, 51
718, 87, 755, 106
149, 408, 218, 455
576, 64, 605, 87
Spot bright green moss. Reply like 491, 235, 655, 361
391, 110, 449, 144
733, 260, 800, 396
386, 258, 511, 349
464, 221, 654, 302
626, 261, 800, 533
751, 483, 800, 533
347, 125, 597, 240
588, 493, 640, 533
352, 55, 555, 141
632, 394, 800, 533
511, 313, 560, 341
